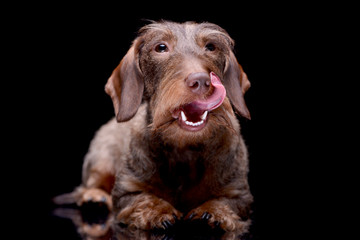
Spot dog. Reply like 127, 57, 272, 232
54, 20, 253, 233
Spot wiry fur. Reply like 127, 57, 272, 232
54, 21, 253, 233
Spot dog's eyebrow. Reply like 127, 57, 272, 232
138, 23, 177, 45
196, 24, 234, 48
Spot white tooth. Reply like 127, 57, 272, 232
181, 111, 187, 121
185, 120, 204, 127
200, 111, 208, 120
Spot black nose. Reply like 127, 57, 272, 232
185, 72, 211, 95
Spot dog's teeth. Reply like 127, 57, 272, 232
200, 111, 208, 120
185, 120, 204, 126
181, 111, 187, 121
181, 110, 206, 127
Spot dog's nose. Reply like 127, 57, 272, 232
186, 72, 211, 95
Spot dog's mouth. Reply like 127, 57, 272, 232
171, 72, 226, 131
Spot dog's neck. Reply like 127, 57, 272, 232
148, 124, 236, 163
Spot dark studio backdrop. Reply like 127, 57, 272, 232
13, 3, 336, 239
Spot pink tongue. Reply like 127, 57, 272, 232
186, 72, 226, 112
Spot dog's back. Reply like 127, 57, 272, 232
82, 103, 148, 191
53, 103, 148, 206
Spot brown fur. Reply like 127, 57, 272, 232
54, 21, 253, 233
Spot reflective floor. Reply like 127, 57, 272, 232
51, 202, 254, 240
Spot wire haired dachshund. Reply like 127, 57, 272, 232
54, 20, 253, 233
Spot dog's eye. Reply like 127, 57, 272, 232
155, 43, 169, 53
205, 43, 216, 51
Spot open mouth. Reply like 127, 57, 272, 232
171, 72, 226, 132
177, 105, 209, 131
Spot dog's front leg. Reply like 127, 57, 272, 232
113, 192, 182, 230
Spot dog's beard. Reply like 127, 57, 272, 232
149, 98, 237, 149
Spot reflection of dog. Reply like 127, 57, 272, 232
54, 21, 253, 233
53, 207, 112, 240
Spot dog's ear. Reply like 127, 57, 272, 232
223, 52, 251, 119
105, 40, 144, 122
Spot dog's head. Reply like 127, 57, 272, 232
105, 21, 250, 145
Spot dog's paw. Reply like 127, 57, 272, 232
185, 200, 249, 232
115, 194, 182, 230
78, 188, 112, 210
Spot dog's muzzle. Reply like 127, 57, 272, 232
171, 72, 226, 131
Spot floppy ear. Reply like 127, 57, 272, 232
223, 52, 251, 119
105, 40, 144, 122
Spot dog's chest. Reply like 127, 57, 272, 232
162, 159, 204, 187
159, 148, 203, 181
157, 149, 213, 211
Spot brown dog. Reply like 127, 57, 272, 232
54, 21, 253, 233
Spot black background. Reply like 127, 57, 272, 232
9, 2, 344, 239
